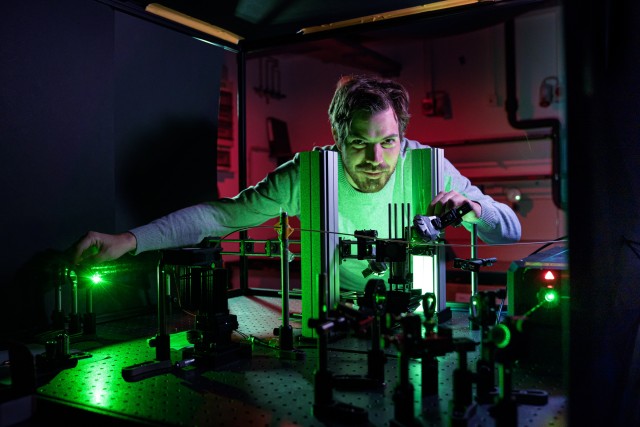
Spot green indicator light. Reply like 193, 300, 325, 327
322, 304, 327, 313
544, 289, 557, 303
536, 286, 560, 308
90, 273, 103, 285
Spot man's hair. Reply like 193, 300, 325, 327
328, 74, 411, 145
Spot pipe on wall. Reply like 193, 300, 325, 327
504, 19, 563, 209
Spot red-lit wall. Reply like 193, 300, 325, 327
218, 7, 565, 271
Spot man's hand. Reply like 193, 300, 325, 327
427, 190, 482, 222
68, 231, 137, 265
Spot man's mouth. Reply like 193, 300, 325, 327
358, 167, 387, 174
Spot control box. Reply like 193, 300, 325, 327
507, 244, 568, 370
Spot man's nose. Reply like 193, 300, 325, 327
365, 144, 383, 164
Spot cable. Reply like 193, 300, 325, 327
528, 235, 568, 256
623, 237, 640, 260
496, 297, 506, 325
216, 224, 568, 251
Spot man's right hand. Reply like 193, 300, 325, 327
69, 231, 137, 265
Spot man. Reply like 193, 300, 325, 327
70, 74, 521, 292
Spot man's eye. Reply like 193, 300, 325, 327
349, 141, 366, 149
382, 139, 397, 148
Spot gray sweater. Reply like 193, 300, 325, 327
130, 138, 521, 291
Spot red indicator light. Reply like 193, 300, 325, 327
543, 270, 556, 281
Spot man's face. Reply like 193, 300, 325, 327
336, 107, 402, 193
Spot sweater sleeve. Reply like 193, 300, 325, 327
130, 155, 302, 254
443, 159, 522, 244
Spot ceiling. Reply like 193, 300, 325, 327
106, 0, 559, 75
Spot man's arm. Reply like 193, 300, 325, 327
69, 154, 303, 264
442, 159, 522, 244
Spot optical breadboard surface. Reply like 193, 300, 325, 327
24, 295, 568, 426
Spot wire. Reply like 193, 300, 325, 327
496, 297, 506, 325
234, 330, 274, 349
215, 224, 568, 251
528, 235, 568, 256
218, 224, 282, 240
623, 237, 640, 260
